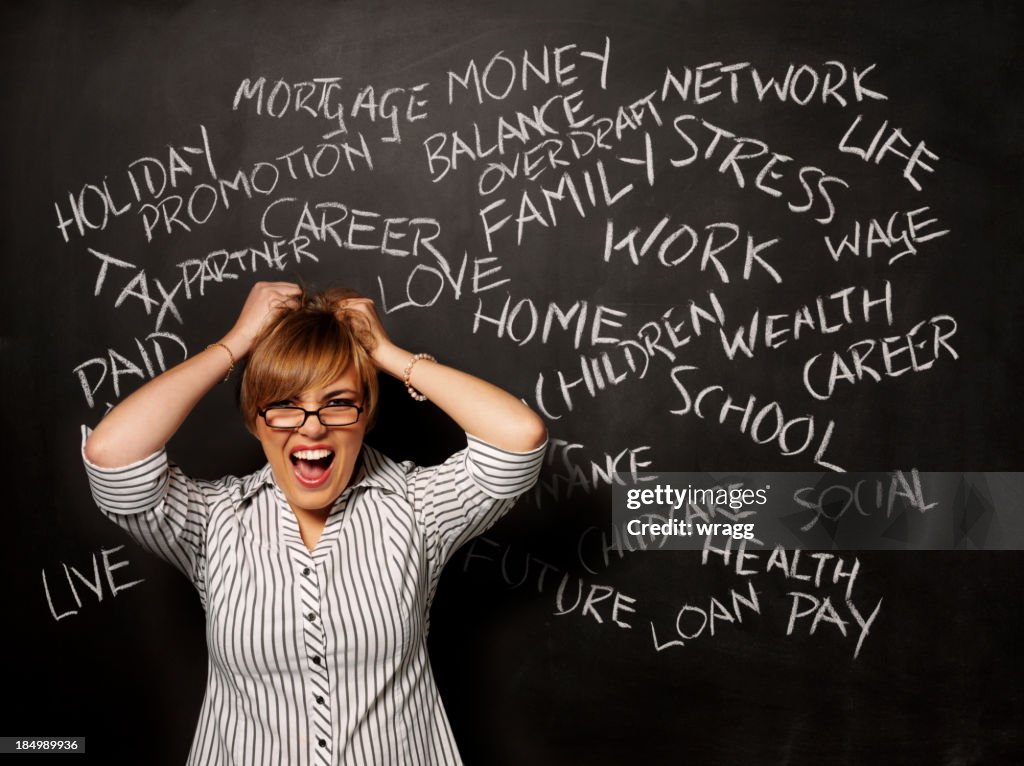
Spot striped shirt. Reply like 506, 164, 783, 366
80, 426, 546, 765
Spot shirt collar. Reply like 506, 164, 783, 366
238, 443, 405, 504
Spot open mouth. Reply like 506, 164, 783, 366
289, 448, 336, 488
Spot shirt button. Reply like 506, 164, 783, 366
302, 567, 311, 577
312, 656, 322, 665
307, 612, 317, 622
318, 738, 327, 748
315, 695, 325, 705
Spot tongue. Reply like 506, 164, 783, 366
295, 458, 329, 482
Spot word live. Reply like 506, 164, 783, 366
42, 546, 145, 621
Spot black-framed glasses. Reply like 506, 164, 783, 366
257, 404, 363, 429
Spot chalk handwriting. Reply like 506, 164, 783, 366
604, 217, 782, 284
670, 115, 848, 225
232, 76, 430, 142
528, 437, 654, 508
55, 126, 217, 243
447, 39, 610, 105
824, 207, 949, 264
65, 44, 950, 669
669, 366, 843, 471
793, 470, 938, 532
839, 115, 940, 190
660, 61, 888, 107
74, 333, 188, 408
42, 546, 145, 621
802, 315, 958, 400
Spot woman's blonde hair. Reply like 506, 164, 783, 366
240, 288, 379, 435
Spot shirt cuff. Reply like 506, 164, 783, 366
80, 425, 171, 515
464, 433, 547, 499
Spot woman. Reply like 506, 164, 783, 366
81, 281, 548, 766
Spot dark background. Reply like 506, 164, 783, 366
2, 1, 1022, 763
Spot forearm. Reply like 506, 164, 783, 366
85, 281, 302, 468
374, 344, 547, 452
83, 336, 239, 468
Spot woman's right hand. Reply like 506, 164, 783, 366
87, 280, 302, 467
222, 281, 303, 357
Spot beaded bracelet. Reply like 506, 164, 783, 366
206, 342, 236, 383
403, 353, 436, 401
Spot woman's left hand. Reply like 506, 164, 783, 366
335, 296, 395, 360
335, 293, 546, 451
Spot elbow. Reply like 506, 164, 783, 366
83, 433, 111, 467
83, 431, 130, 469
516, 413, 548, 452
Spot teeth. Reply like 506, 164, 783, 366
293, 449, 333, 461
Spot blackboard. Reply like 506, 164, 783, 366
3, 0, 1022, 763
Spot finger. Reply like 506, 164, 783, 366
268, 292, 300, 310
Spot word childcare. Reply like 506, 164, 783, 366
42, 546, 144, 621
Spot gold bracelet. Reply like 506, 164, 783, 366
403, 353, 436, 401
206, 342, 236, 383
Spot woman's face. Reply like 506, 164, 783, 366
255, 367, 367, 518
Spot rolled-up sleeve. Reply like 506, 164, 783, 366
80, 425, 211, 603
410, 434, 546, 572
463, 434, 548, 499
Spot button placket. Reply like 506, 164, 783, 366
278, 484, 350, 765
294, 555, 332, 764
